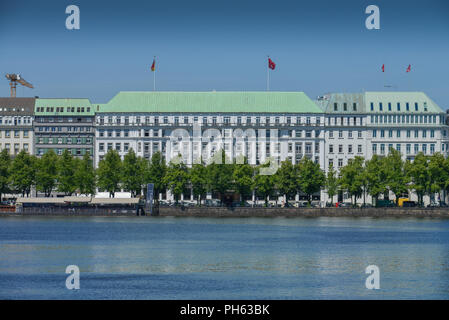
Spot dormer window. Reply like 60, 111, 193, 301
334, 103, 338, 111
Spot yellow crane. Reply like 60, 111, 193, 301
5, 74, 34, 97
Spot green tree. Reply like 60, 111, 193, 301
97, 149, 122, 198
428, 153, 447, 203
364, 155, 388, 205
442, 156, 449, 203
206, 150, 234, 204
356, 162, 370, 205
189, 162, 208, 205
233, 158, 254, 205
253, 161, 276, 207
0, 149, 11, 201
57, 149, 77, 195
297, 157, 325, 204
406, 152, 430, 205
385, 148, 408, 205
9, 150, 36, 197
36, 150, 58, 197
275, 159, 298, 205
325, 164, 339, 205
74, 152, 96, 196
144, 151, 167, 206
122, 149, 145, 197
338, 156, 364, 205
164, 160, 189, 204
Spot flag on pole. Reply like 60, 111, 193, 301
406, 64, 411, 72
268, 58, 276, 70
151, 58, 156, 72
382, 64, 385, 72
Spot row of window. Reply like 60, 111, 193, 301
37, 126, 92, 132
0, 130, 31, 138
0, 143, 29, 154
369, 102, 428, 112
328, 116, 363, 126
372, 129, 436, 139
370, 114, 439, 125
36, 107, 91, 113
333, 102, 358, 112
0, 107, 28, 112
35, 117, 93, 123
0, 117, 32, 125
36, 148, 93, 156
329, 144, 363, 154
98, 128, 323, 139
99, 142, 163, 153
329, 158, 346, 168
372, 143, 436, 155
36, 137, 93, 145
98, 115, 323, 126
329, 130, 363, 139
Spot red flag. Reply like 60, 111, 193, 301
268, 58, 276, 70
406, 64, 411, 72
151, 58, 156, 72
382, 64, 385, 72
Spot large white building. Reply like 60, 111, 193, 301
94, 91, 325, 168
93, 90, 449, 204
0, 98, 34, 155
317, 91, 449, 204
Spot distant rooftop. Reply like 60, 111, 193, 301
35, 98, 94, 116
96, 91, 324, 114
315, 92, 444, 114
0, 97, 35, 115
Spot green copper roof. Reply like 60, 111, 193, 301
35, 98, 94, 116
96, 91, 323, 114
315, 93, 366, 114
316, 92, 444, 114
365, 92, 444, 113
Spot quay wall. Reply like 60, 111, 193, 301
2, 207, 449, 218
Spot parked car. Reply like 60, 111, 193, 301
310, 201, 321, 208
205, 199, 222, 207
283, 202, 295, 208
427, 201, 439, 208
361, 203, 373, 208
296, 201, 309, 207
338, 202, 352, 207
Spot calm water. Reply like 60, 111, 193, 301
1, 216, 449, 299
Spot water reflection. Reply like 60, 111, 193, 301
1, 216, 449, 299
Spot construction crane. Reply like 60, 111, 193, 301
5, 74, 34, 97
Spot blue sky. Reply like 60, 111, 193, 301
0, 0, 448, 107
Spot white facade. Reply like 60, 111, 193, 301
318, 92, 449, 205
0, 98, 35, 156
94, 113, 326, 169
92, 91, 449, 204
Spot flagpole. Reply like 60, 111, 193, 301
267, 55, 269, 91
153, 56, 156, 91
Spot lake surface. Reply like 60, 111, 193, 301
1, 216, 449, 299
